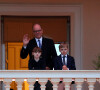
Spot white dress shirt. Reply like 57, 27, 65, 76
61, 54, 67, 65
35, 37, 42, 47
61, 54, 69, 70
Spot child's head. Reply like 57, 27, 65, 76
32, 47, 42, 59
59, 43, 68, 55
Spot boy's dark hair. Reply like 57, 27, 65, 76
32, 46, 42, 52
59, 42, 68, 49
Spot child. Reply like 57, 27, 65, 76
28, 46, 46, 70
54, 43, 76, 70
28, 46, 46, 90
54, 43, 76, 90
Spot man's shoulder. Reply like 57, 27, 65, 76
27, 38, 36, 47
43, 37, 53, 42
55, 55, 61, 59
28, 38, 35, 44
29, 38, 35, 41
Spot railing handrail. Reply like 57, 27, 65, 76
0, 70, 100, 79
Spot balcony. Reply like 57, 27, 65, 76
0, 70, 100, 90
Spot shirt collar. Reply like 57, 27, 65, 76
61, 54, 67, 58
35, 37, 42, 42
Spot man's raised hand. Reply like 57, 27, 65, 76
23, 34, 30, 46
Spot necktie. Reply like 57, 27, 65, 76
63, 56, 66, 65
38, 39, 41, 48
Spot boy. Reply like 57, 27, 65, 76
54, 43, 76, 90
28, 46, 46, 70
54, 43, 76, 70
28, 46, 46, 90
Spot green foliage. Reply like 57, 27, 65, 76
93, 56, 100, 70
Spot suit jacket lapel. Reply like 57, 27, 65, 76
33, 38, 37, 46
41, 37, 44, 49
59, 55, 63, 66
41, 37, 46, 49
67, 55, 70, 66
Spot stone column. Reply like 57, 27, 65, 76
39, 78, 48, 90
63, 78, 72, 90
51, 78, 60, 90
27, 78, 36, 90
75, 78, 84, 90
87, 78, 96, 90
3, 79, 12, 90
16, 79, 24, 90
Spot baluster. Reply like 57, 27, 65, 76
87, 78, 96, 90
27, 78, 36, 90
3, 79, 12, 90
75, 78, 84, 90
16, 79, 24, 90
63, 78, 72, 90
98, 78, 100, 84
51, 78, 60, 90
39, 78, 48, 90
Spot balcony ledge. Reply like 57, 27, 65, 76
0, 70, 100, 79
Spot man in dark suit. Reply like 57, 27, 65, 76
20, 24, 57, 90
20, 23, 57, 70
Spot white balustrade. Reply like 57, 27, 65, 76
51, 78, 60, 90
63, 78, 72, 90
87, 78, 96, 90
39, 78, 48, 90
75, 78, 84, 90
0, 70, 100, 90
3, 79, 12, 90
98, 78, 100, 84
16, 79, 24, 90
27, 78, 36, 90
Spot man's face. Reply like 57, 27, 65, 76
33, 24, 43, 39
59, 47, 68, 55
32, 52, 41, 59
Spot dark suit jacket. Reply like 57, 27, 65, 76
20, 37, 57, 70
54, 54, 76, 70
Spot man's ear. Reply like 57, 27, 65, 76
41, 29, 43, 33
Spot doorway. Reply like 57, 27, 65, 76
3, 16, 70, 70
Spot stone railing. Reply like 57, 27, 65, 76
0, 70, 100, 90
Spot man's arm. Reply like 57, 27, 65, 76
20, 46, 29, 59
20, 34, 30, 59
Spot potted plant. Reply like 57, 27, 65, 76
93, 56, 100, 70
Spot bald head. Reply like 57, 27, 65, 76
33, 24, 42, 31
32, 24, 43, 39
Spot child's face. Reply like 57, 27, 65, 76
59, 47, 68, 55
32, 52, 41, 59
